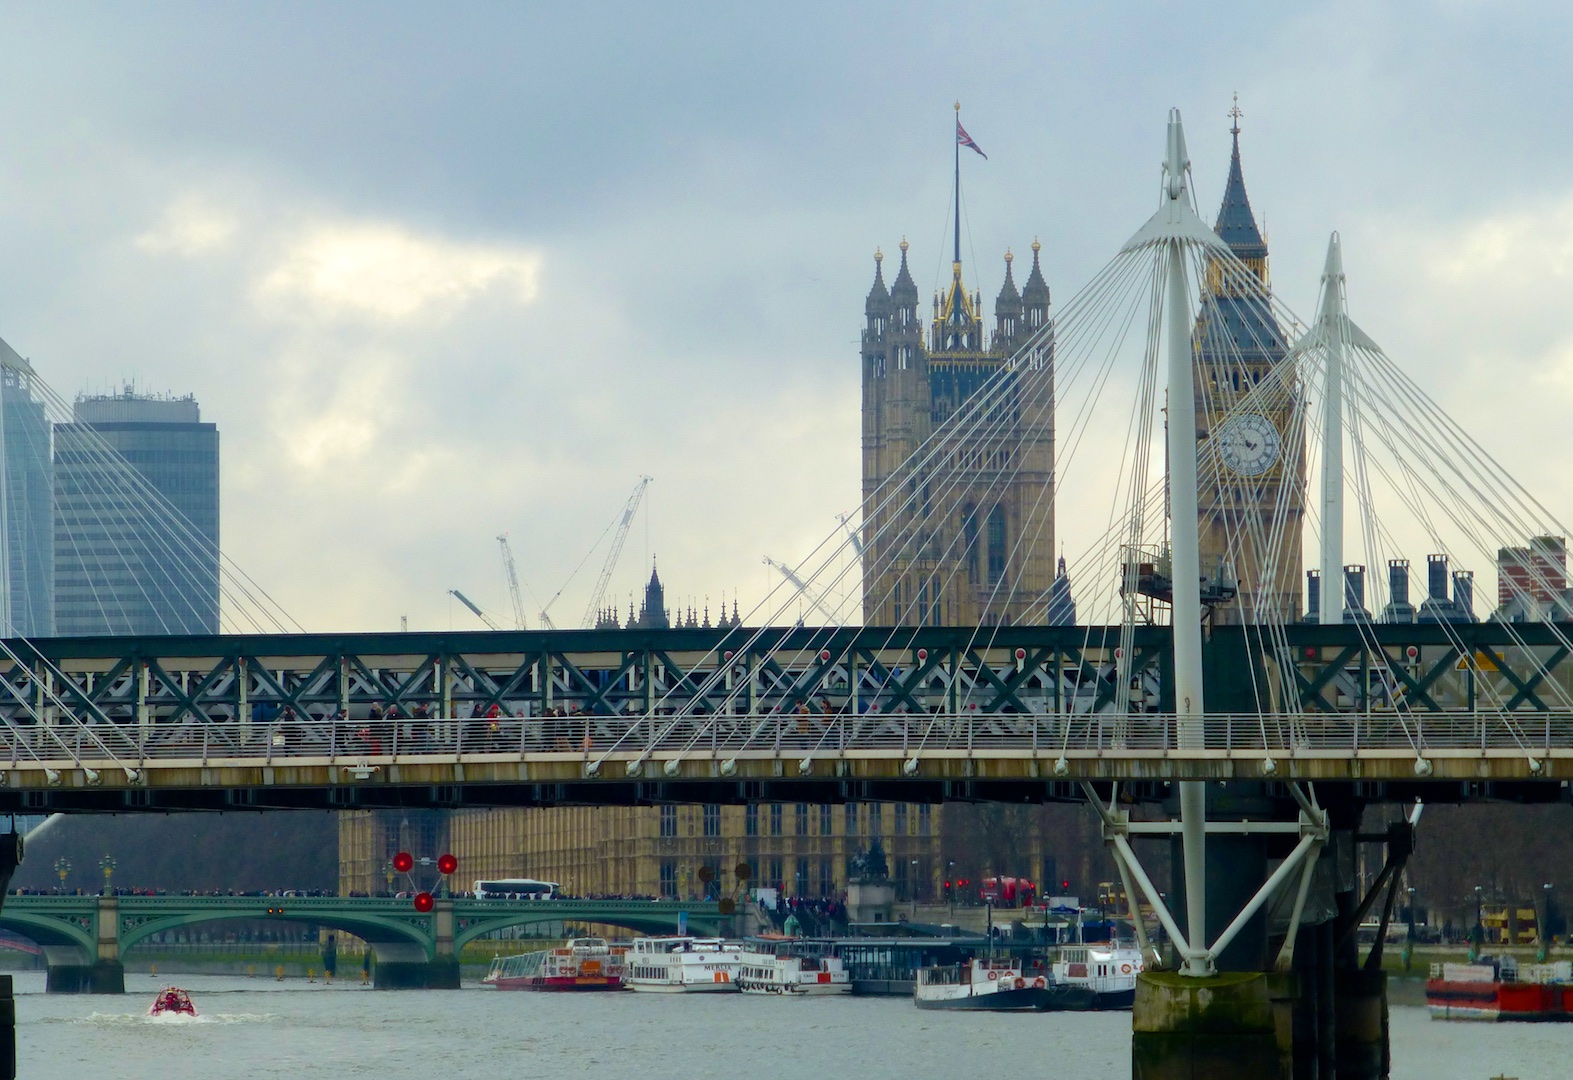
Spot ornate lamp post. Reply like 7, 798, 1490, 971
381, 860, 395, 896
99, 854, 117, 896
53, 857, 70, 893
910, 859, 919, 918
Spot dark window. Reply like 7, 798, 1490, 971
845, 803, 859, 837
769, 803, 783, 836
795, 803, 808, 836
987, 504, 1007, 584
659, 805, 677, 837
963, 504, 979, 583
918, 804, 932, 836
702, 804, 721, 837
820, 805, 832, 836
659, 860, 676, 898
895, 803, 908, 836
869, 803, 883, 837
745, 804, 759, 836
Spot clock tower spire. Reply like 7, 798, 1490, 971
1192, 99, 1305, 625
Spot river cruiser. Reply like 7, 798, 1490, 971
737, 942, 851, 996
1049, 944, 1144, 1009
915, 957, 1093, 1012
625, 936, 742, 992
483, 938, 627, 991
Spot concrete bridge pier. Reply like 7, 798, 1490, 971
372, 900, 458, 990
40, 897, 125, 994
1127, 789, 1392, 1080
0, 832, 20, 1080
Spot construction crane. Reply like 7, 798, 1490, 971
497, 534, 527, 630
580, 476, 652, 628
449, 589, 500, 630
762, 556, 839, 623
836, 512, 864, 558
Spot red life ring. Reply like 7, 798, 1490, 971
1034, 977, 1046, 989
1121, 963, 1132, 974
987, 971, 998, 981
1014, 977, 1025, 990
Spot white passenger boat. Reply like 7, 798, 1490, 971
915, 957, 1091, 1012
737, 943, 851, 996
1049, 944, 1144, 1009
625, 936, 742, 992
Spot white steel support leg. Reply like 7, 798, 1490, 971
1160, 111, 1210, 977
1318, 233, 1347, 627
1111, 841, 1157, 965
1274, 840, 1324, 971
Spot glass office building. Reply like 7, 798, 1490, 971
0, 344, 54, 638
54, 389, 219, 635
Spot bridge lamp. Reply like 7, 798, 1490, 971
99, 854, 116, 896
54, 857, 70, 890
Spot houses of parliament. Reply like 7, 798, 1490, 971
340, 113, 1295, 904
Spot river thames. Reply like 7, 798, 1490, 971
18, 971, 1568, 1078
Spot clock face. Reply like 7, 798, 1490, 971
1216, 413, 1281, 477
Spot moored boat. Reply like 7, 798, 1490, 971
625, 936, 742, 992
915, 957, 1093, 1012
1049, 944, 1144, 1010
148, 986, 198, 1017
483, 937, 627, 991
1426, 958, 1573, 1021
737, 941, 851, 996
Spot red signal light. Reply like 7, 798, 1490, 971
437, 853, 458, 876
392, 851, 414, 873
413, 891, 434, 913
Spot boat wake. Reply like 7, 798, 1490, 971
42, 1012, 280, 1027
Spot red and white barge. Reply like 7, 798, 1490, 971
1426, 959, 1573, 1021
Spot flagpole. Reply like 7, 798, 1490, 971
953, 101, 962, 266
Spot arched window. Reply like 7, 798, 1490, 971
987, 504, 1007, 585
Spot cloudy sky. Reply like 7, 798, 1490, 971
1, 2, 1570, 632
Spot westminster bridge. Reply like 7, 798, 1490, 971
0, 623, 1566, 812
0, 894, 724, 992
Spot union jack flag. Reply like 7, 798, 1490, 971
956, 120, 987, 159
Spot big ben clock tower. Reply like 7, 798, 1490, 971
1192, 102, 1305, 624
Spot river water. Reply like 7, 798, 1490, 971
18, 971, 1569, 1079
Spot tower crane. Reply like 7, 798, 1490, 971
762, 556, 839, 623
449, 589, 500, 630
580, 476, 652, 628
497, 534, 527, 630
836, 512, 865, 558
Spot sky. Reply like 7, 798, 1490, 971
3, 2, 1573, 632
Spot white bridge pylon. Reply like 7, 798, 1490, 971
1106, 108, 1325, 978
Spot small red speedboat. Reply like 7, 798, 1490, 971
149, 986, 198, 1018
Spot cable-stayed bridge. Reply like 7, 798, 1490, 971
2, 105, 1570, 1074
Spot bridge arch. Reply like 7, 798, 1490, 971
452, 912, 718, 952
119, 909, 434, 960
0, 910, 95, 955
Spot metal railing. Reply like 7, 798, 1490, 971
3, 708, 1571, 772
